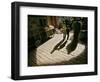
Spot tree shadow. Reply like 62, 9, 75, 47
28, 48, 37, 66
63, 46, 88, 65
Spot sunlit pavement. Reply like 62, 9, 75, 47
32, 32, 85, 65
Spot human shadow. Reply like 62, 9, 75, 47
50, 34, 67, 54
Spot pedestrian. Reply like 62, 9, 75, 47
66, 17, 81, 54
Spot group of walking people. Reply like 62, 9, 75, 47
51, 17, 82, 54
